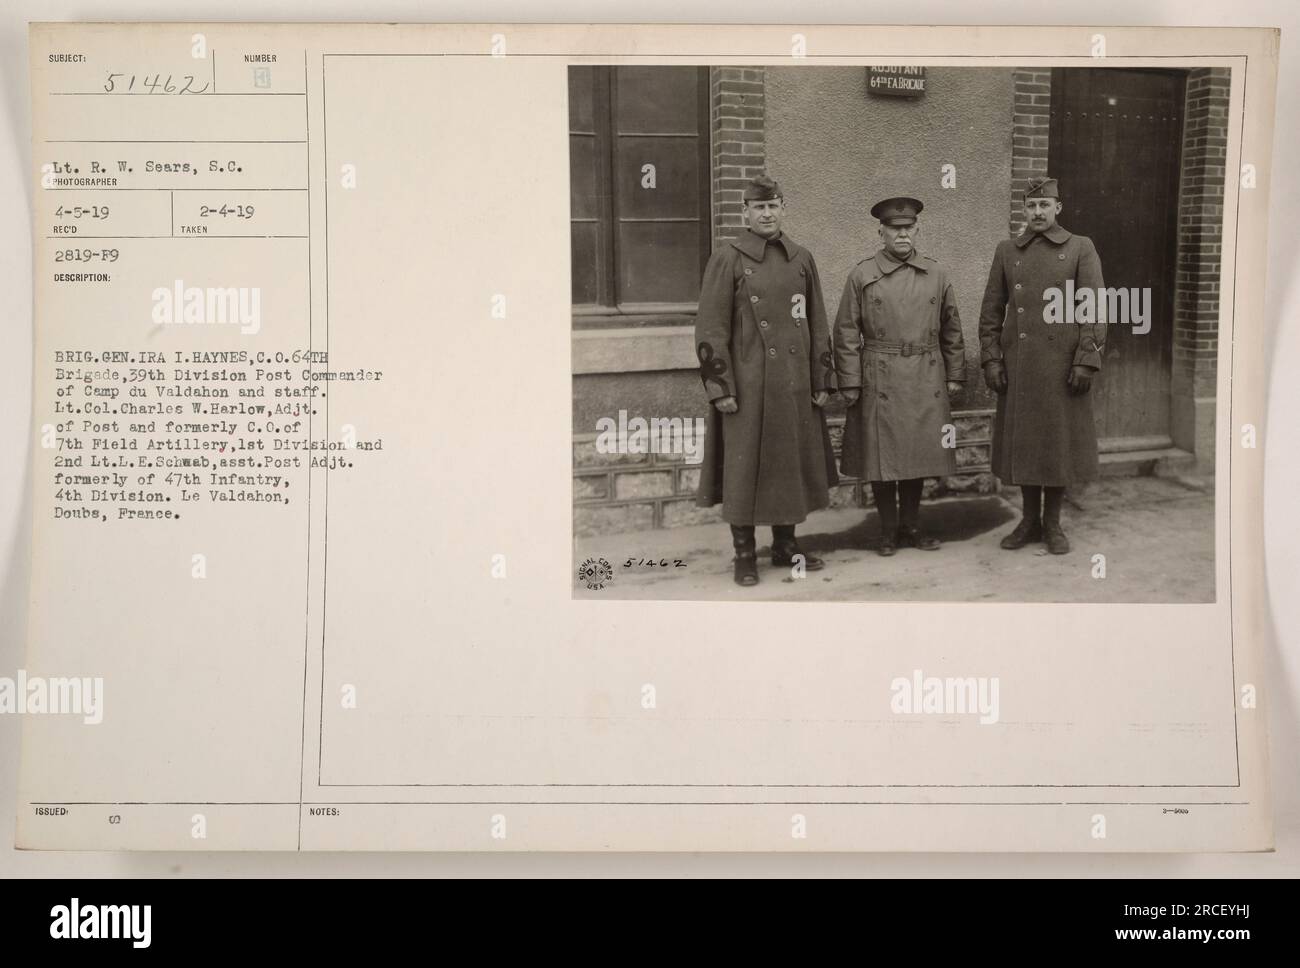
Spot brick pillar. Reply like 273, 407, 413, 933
1009, 69, 1051, 237
1171, 67, 1229, 471
710, 67, 766, 247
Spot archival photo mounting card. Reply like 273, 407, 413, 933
19, 22, 1277, 851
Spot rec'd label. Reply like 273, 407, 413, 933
867, 66, 926, 97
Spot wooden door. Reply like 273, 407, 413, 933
1048, 68, 1185, 449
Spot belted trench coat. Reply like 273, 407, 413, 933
832, 250, 967, 482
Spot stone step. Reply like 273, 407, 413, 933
1099, 446, 1197, 478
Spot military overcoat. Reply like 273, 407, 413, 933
978, 224, 1106, 487
832, 250, 967, 482
694, 230, 838, 526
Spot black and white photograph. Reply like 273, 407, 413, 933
4, 9, 1288, 879
571, 64, 1226, 602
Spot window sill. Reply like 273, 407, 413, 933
572, 325, 698, 375
573, 304, 697, 331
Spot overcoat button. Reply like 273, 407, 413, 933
1017, 308, 1024, 314
799, 267, 806, 275
1019, 333, 1027, 340
930, 296, 937, 303
1015, 283, 1022, 290
1049, 334, 1056, 341
768, 347, 776, 357
750, 295, 759, 303
744, 268, 753, 275
1058, 254, 1066, 260
879, 392, 887, 400
789, 347, 797, 354
934, 390, 941, 397
760, 319, 769, 327
1015, 261, 1021, 266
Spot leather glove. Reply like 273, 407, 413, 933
1066, 365, 1095, 395
812, 391, 829, 408
840, 388, 861, 407
983, 361, 1008, 395
714, 395, 738, 414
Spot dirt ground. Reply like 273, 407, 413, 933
574, 476, 1216, 603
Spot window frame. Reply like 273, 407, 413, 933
570, 66, 712, 328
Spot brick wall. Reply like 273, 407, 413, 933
711, 66, 767, 246
573, 411, 998, 536
1171, 67, 1229, 468
1009, 69, 1051, 237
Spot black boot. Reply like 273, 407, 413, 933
896, 477, 939, 550
871, 482, 899, 556
771, 524, 824, 571
731, 525, 759, 586
1000, 485, 1043, 550
1042, 486, 1070, 554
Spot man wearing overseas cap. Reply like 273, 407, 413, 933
833, 195, 966, 556
978, 176, 1107, 555
694, 174, 838, 587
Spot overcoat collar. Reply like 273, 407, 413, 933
874, 249, 930, 274
731, 229, 799, 261
1014, 223, 1072, 248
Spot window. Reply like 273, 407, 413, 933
569, 66, 711, 326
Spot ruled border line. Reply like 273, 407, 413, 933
309, 51, 1246, 799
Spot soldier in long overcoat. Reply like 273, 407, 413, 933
833, 197, 966, 555
695, 175, 838, 586
978, 176, 1106, 554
